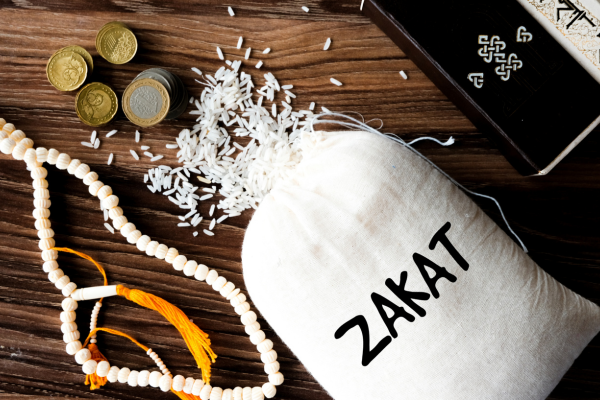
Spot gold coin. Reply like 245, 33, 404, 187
75, 82, 118, 127
95, 21, 128, 58
57, 45, 94, 75
99, 25, 137, 64
122, 78, 170, 127
46, 51, 88, 91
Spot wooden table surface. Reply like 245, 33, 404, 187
0, 1, 599, 399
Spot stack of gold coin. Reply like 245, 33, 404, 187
46, 46, 93, 91
122, 68, 189, 127
75, 82, 118, 127
96, 21, 138, 65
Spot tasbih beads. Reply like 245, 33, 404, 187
0, 118, 283, 400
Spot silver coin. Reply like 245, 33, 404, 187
146, 68, 178, 101
130, 85, 164, 119
134, 71, 172, 97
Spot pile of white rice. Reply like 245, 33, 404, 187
145, 50, 321, 235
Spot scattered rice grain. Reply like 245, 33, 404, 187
151, 155, 164, 162
263, 48, 271, 54
81, 141, 93, 148
104, 223, 115, 234
237, 37, 243, 49
324, 38, 331, 51
400, 70, 408, 80
216, 47, 224, 60
135, 130, 140, 143
228, 6, 235, 16
108, 153, 114, 165
203, 229, 215, 236
130, 149, 139, 160
256, 60, 263, 69
330, 78, 343, 86
106, 129, 118, 137
302, 6, 309, 12
245, 48, 251, 59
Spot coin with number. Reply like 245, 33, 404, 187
75, 82, 118, 127
122, 78, 170, 127
57, 45, 94, 75
99, 24, 137, 64
46, 51, 88, 91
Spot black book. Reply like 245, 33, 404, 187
363, 0, 600, 175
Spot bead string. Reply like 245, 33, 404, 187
0, 119, 284, 400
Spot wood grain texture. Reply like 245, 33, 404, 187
0, 1, 599, 399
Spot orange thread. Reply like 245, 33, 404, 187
84, 343, 109, 390
52, 246, 108, 288
116, 285, 216, 383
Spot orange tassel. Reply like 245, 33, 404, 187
116, 285, 217, 383
84, 343, 109, 390
172, 389, 200, 400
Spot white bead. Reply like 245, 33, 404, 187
75, 163, 90, 179
42, 249, 58, 261
128, 370, 140, 387
200, 384, 212, 400
9, 130, 25, 142
252, 386, 264, 400
212, 276, 227, 291
113, 215, 128, 230
155, 244, 168, 259
220, 282, 235, 297
241, 311, 257, 326
96, 360, 110, 377
36, 147, 48, 163
34, 199, 51, 209
192, 379, 205, 396
138, 370, 150, 387
31, 167, 48, 179
83, 171, 98, 185
46, 148, 59, 164
223, 388, 233, 400
165, 247, 179, 264
61, 321, 77, 334
233, 387, 243, 400
62, 297, 78, 311
235, 302, 251, 315
34, 189, 50, 200
63, 330, 80, 343
183, 376, 195, 394
107, 366, 120, 383
55, 275, 70, 290
88, 180, 104, 196
24, 147, 37, 165
39, 238, 55, 251
227, 288, 241, 300
97, 185, 113, 200
172, 374, 185, 391
137, 235, 151, 251
173, 255, 187, 271
245, 321, 261, 335
82, 359, 98, 375
250, 330, 266, 345
109, 207, 123, 219
206, 269, 218, 285
43, 260, 59, 273
56, 153, 71, 170
262, 383, 276, 399
33, 208, 50, 220
242, 387, 252, 400
261, 350, 277, 364
194, 263, 208, 280
231, 293, 247, 307
32, 178, 48, 190
48, 268, 64, 283
60, 311, 76, 323
67, 159, 81, 174
75, 348, 91, 364
62, 282, 77, 297
257, 339, 274, 354
264, 361, 280, 374
118, 367, 131, 383
0, 138, 16, 155
127, 230, 142, 244
103, 195, 119, 209
36, 219, 52, 231
210, 386, 223, 400
12, 142, 29, 160
66, 340, 82, 355
0, 122, 14, 133
145, 240, 159, 256
149, 371, 162, 387
268, 372, 284, 386
159, 374, 173, 392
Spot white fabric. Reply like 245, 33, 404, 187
242, 130, 600, 400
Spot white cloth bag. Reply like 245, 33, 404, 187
242, 130, 600, 400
